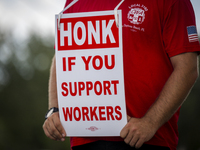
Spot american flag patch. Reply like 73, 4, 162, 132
187, 26, 199, 42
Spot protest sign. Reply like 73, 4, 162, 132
55, 10, 127, 136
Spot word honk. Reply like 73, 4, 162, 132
60, 19, 116, 46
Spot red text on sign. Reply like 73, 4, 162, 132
62, 106, 122, 121
61, 80, 119, 96
82, 55, 115, 70
62, 54, 115, 71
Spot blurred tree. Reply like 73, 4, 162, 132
0, 30, 70, 149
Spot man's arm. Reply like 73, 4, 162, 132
120, 52, 199, 148
43, 56, 66, 141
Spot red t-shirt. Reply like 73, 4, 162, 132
62, 0, 200, 149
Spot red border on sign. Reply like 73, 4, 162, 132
57, 15, 119, 51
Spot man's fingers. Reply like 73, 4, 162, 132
129, 135, 139, 147
124, 132, 133, 145
43, 113, 66, 141
47, 118, 62, 139
43, 124, 57, 140
120, 126, 129, 139
135, 138, 146, 149
48, 116, 65, 140
43, 120, 57, 140
120, 117, 157, 148
52, 114, 66, 140
123, 125, 139, 147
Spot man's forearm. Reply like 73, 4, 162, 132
143, 52, 199, 128
120, 53, 198, 149
48, 56, 58, 109
43, 56, 66, 141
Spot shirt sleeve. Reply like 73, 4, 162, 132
163, 0, 200, 57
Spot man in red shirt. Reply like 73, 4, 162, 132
43, 0, 200, 149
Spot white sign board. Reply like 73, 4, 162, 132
55, 10, 127, 136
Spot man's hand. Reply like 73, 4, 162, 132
120, 116, 158, 149
43, 112, 66, 141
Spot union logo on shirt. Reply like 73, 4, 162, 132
127, 4, 148, 25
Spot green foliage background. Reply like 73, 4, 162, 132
0, 29, 199, 150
